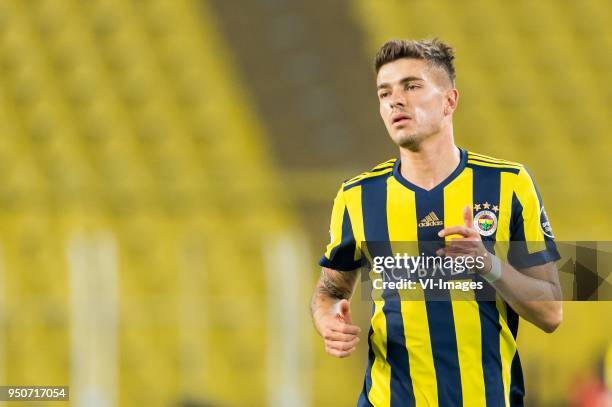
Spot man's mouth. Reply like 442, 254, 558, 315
392, 113, 412, 125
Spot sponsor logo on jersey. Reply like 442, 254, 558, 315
418, 211, 444, 227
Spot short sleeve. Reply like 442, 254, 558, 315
318, 187, 362, 271
507, 166, 561, 269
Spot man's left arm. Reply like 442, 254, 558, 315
484, 259, 562, 333
439, 205, 563, 333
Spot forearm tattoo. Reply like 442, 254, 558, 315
319, 269, 357, 300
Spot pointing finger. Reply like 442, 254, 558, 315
463, 205, 474, 229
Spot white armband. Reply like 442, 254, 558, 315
482, 254, 502, 283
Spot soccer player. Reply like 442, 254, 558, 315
310, 39, 563, 406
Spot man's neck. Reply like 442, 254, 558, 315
398, 136, 460, 191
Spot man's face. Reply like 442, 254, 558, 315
376, 58, 456, 150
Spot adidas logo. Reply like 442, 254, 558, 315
418, 212, 444, 227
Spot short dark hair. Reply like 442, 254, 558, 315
374, 38, 456, 85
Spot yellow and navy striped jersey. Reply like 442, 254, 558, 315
319, 149, 559, 407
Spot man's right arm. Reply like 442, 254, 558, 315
310, 267, 361, 358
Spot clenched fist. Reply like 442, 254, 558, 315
314, 299, 361, 358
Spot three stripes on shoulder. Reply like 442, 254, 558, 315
343, 159, 396, 189
466, 152, 523, 171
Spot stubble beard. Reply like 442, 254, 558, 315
392, 129, 427, 152
390, 119, 443, 152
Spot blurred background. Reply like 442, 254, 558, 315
0, 0, 610, 406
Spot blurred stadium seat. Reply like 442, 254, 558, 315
0, 0, 294, 405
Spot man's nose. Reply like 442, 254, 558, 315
390, 91, 406, 109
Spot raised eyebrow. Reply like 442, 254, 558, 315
376, 76, 424, 90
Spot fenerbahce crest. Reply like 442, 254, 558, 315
473, 202, 499, 237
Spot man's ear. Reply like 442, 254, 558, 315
444, 88, 459, 116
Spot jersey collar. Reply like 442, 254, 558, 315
392, 148, 467, 194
